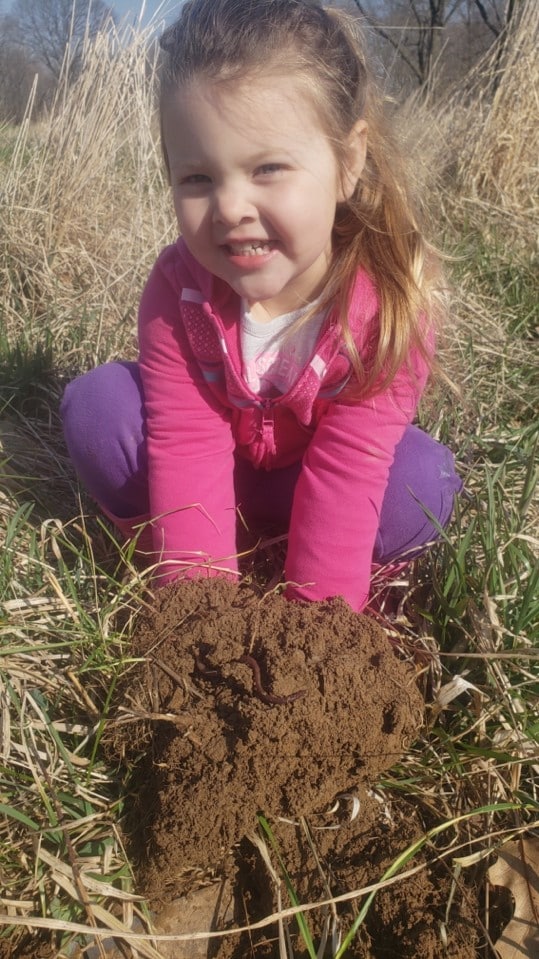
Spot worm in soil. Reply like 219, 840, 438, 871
195, 652, 306, 706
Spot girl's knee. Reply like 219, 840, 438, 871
393, 425, 461, 517
61, 361, 142, 428
61, 362, 148, 517
375, 427, 462, 564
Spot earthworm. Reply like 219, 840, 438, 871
195, 652, 306, 706
238, 654, 306, 706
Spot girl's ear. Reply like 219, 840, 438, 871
338, 119, 368, 202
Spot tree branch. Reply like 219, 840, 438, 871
472, 0, 502, 36
350, 1, 424, 82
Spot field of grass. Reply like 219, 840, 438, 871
0, 5, 537, 958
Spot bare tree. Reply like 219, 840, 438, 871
0, 37, 54, 122
350, 0, 470, 85
471, 0, 520, 36
0, 12, 46, 121
6, 0, 115, 81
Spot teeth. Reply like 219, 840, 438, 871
229, 242, 272, 256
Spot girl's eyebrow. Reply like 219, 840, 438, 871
248, 145, 296, 163
169, 158, 208, 173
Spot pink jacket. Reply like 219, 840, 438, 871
138, 238, 429, 610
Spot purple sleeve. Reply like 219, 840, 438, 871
284, 354, 429, 611
138, 254, 238, 584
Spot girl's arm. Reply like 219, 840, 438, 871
138, 250, 238, 584
284, 356, 428, 612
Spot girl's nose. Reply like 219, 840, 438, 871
212, 183, 255, 226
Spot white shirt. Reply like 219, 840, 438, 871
241, 300, 326, 397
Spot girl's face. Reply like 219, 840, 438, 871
162, 74, 365, 321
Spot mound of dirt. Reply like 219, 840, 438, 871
108, 579, 479, 958
113, 580, 421, 886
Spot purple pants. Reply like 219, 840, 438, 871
61, 361, 462, 565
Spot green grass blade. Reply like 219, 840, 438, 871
0, 802, 39, 831
258, 815, 317, 959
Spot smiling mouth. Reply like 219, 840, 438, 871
226, 241, 275, 256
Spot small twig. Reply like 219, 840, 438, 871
150, 654, 188, 687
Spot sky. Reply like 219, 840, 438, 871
110, 0, 179, 27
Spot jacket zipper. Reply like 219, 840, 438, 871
260, 399, 276, 469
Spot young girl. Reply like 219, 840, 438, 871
61, 0, 461, 613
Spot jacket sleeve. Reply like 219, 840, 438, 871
138, 252, 238, 584
284, 354, 429, 611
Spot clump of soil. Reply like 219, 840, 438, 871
108, 579, 480, 958
112, 580, 421, 888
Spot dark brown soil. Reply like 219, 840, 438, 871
106, 579, 482, 959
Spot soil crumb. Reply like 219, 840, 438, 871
108, 579, 479, 958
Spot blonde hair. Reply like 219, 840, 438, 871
159, 0, 443, 398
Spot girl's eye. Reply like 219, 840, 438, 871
256, 163, 283, 177
179, 174, 211, 185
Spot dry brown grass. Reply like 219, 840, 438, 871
402, 0, 539, 232
454, 7, 539, 227
1, 18, 172, 365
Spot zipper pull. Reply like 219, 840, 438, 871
261, 403, 276, 459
